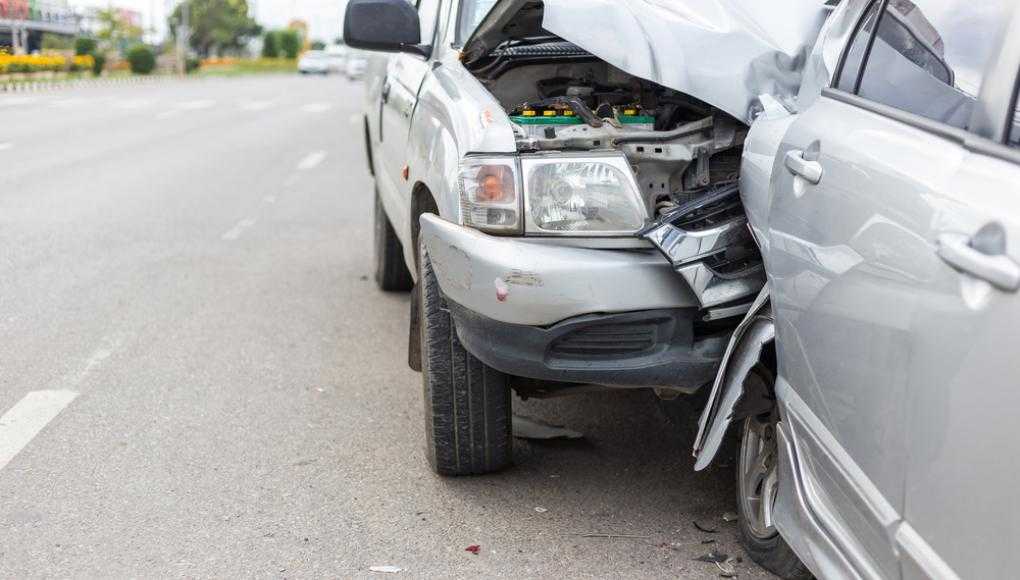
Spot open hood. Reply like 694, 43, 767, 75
541, 0, 829, 122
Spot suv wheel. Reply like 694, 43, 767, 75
418, 239, 512, 475
736, 374, 811, 580
373, 190, 413, 291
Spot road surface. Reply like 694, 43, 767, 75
0, 75, 770, 578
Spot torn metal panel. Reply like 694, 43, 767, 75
641, 184, 765, 309
541, 0, 830, 122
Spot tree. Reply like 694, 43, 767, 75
278, 29, 301, 59
169, 0, 261, 58
261, 30, 279, 58
95, 8, 144, 54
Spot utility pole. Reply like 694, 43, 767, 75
176, 0, 189, 75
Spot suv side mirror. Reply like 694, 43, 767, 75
343, 0, 430, 58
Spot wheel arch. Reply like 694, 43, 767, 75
407, 182, 439, 372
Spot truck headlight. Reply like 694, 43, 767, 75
522, 154, 647, 236
456, 153, 646, 236
457, 157, 522, 234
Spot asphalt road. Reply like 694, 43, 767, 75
0, 75, 772, 579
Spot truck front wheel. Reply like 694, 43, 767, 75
418, 239, 512, 475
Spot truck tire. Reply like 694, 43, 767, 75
736, 374, 811, 580
373, 190, 413, 291
419, 241, 512, 475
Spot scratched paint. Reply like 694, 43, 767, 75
502, 269, 543, 287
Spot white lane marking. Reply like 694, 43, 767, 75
301, 102, 332, 113
297, 150, 327, 171
0, 142, 12, 151
0, 390, 79, 471
240, 99, 276, 112
221, 217, 257, 241
263, 195, 277, 204
65, 338, 123, 387
50, 97, 87, 108
0, 96, 41, 107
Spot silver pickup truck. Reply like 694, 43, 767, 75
343, 0, 824, 476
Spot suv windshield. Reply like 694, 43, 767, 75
457, 0, 499, 44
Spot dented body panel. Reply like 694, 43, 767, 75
541, 0, 829, 123
420, 213, 698, 326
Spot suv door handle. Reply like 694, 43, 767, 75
785, 149, 823, 184
381, 80, 392, 103
937, 223, 1020, 292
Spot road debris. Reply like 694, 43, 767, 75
716, 557, 738, 577
369, 565, 402, 573
512, 415, 583, 440
693, 521, 719, 534
693, 550, 729, 564
577, 533, 650, 539
534, 506, 548, 513
722, 512, 739, 522
465, 545, 481, 555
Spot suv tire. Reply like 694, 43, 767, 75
736, 373, 811, 580
419, 240, 512, 475
373, 190, 413, 291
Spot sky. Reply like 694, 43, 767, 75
69, 0, 349, 44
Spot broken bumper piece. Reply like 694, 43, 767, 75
641, 184, 765, 310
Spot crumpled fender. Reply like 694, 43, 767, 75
693, 285, 774, 470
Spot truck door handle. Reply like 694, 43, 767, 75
381, 80, 391, 103
937, 223, 1020, 292
784, 149, 823, 184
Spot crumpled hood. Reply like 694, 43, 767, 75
541, 0, 829, 122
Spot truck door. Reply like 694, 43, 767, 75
377, 0, 443, 237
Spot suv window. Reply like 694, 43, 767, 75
836, 0, 1009, 131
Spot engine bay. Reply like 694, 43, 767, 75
467, 45, 764, 313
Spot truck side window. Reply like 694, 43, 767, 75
852, 0, 1009, 132
417, 0, 442, 46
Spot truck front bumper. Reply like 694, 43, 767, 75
419, 214, 729, 390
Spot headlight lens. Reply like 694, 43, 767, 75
457, 157, 522, 234
523, 154, 647, 235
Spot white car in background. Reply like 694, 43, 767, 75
297, 50, 330, 75
343, 50, 367, 79
325, 44, 348, 73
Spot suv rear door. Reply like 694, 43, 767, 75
763, 0, 1015, 577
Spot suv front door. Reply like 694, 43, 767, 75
764, 0, 1014, 577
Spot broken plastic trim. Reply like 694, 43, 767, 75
641, 184, 765, 309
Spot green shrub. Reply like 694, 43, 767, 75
74, 37, 97, 56
279, 29, 301, 59
261, 31, 279, 58
91, 53, 106, 76
41, 33, 72, 51
126, 44, 156, 74
185, 56, 201, 73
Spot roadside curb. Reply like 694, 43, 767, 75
0, 74, 191, 94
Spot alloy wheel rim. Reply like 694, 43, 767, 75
739, 415, 780, 540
